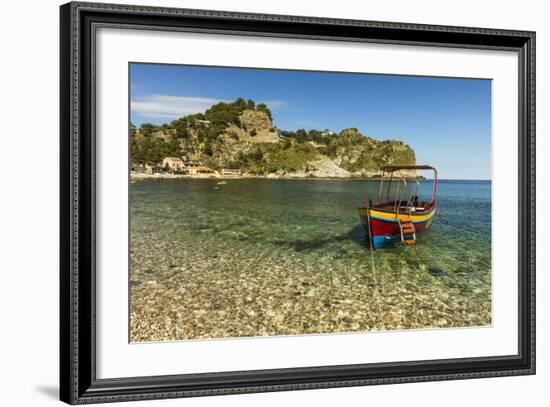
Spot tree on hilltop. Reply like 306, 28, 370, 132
256, 103, 272, 121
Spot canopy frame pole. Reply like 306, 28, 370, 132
377, 169, 386, 203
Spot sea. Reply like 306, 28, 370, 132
129, 178, 492, 341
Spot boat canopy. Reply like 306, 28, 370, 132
376, 165, 437, 206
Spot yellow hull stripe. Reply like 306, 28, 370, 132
357, 207, 436, 223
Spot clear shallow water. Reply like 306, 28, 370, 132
130, 179, 491, 341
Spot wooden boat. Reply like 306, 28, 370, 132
357, 165, 437, 248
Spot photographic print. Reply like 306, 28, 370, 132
129, 63, 492, 342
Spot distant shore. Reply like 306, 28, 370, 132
130, 171, 422, 182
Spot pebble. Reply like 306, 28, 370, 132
129, 200, 491, 342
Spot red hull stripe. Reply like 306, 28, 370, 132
369, 216, 432, 237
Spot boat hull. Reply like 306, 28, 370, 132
357, 207, 436, 248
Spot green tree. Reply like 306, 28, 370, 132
256, 103, 272, 121
234, 97, 247, 110
167, 135, 182, 157
175, 125, 189, 139
139, 123, 156, 137
295, 129, 309, 142
203, 142, 214, 156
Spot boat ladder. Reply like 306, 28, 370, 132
398, 218, 416, 245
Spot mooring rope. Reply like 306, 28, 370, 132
366, 210, 385, 330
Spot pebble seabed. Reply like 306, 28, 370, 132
130, 227, 491, 342
130, 178, 491, 342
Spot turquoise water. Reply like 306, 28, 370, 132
130, 179, 491, 341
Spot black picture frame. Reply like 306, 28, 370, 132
60, 2, 536, 404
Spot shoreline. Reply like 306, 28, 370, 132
130, 171, 423, 182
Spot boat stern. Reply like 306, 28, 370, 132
357, 207, 397, 248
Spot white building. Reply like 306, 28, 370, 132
162, 157, 184, 171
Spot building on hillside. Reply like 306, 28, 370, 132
146, 163, 162, 174
162, 157, 184, 171
131, 162, 159, 174
221, 168, 241, 176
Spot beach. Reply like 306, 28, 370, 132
130, 171, 422, 181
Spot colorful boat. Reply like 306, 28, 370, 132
357, 165, 437, 248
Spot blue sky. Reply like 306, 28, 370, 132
130, 63, 492, 180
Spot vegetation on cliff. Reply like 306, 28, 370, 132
131, 98, 415, 177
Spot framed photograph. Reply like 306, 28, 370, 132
60, 1, 535, 404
